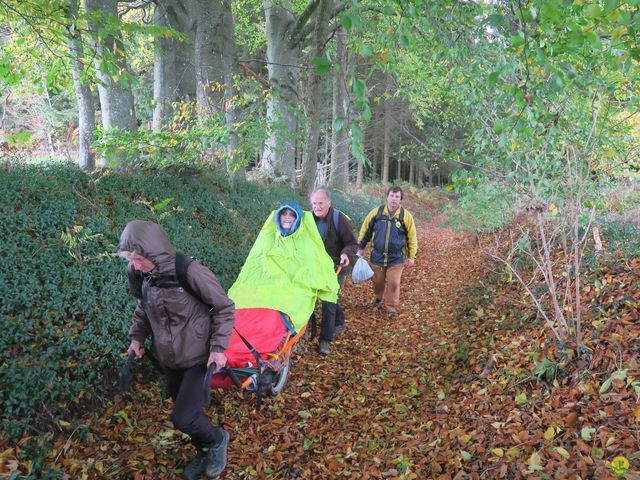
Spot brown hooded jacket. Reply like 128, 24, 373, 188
119, 220, 235, 368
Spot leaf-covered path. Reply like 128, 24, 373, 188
43, 220, 490, 480
24, 219, 640, 479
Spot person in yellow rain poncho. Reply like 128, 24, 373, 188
228, 202, 339, 332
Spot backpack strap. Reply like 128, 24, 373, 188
175, 251, 201, 300
332, 208, 340, 231
397, 207, 407, 231
374, 205, 385, 222
176, 252, 262, 362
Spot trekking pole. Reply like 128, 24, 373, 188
120, 351, 136, 391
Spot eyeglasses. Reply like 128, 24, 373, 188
280, 209, 296, 217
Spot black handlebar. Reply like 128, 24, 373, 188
203, 363, 217, 407
203, 364, 244, 406
226, 368, 243, 388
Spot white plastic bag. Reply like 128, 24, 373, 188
351, 255, 374, 283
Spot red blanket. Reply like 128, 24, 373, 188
210, 308, 288, 388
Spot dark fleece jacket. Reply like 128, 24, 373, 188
313, 207, 358, 267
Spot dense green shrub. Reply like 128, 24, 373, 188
0, 163, 371, 439
596, 180, 640, 258
442, 173, 515, 232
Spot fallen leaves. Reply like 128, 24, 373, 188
3, 218, 640, 479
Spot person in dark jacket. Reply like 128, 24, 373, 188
310, 188, 358, 355
119, 220, 235, 480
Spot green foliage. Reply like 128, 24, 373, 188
600, 218, 640, 258
93, 124, 219, 168
0, 162, 368, 439
443, 172, 515, 232
93, 90, 267, 170
532, 357, 557, 384
590, 180, 640, 257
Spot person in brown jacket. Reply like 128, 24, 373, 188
119, 220, 235, 480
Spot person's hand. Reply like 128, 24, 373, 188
405, 258, 416, 268
356, 248, 364, 257
207, 352, 227, 373
339, 253, 350, 267
128, 339, 145, 359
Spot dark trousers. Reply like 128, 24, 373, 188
165, 364, 223, 449
319, 271, 346, 342
319, 301, 345, 342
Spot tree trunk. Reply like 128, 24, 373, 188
396, 139, 402, 181
409, 158, 415, 185
152, 0, 197, 130
299, 0, 333, 196
86, 0, 137, 166
194, 0, 234, 116
194, 0, 238, 171
356, 120, 365, 188
195, 0, 225, 115
371, 106, 379, 180
221, 2, 241, 175
382, 94, 390, 183
67, 0, 96, 169
261, 0, 300, 182
68, 0, 96, 170
329, 26, 349, 190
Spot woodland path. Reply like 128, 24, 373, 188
51, 221, 493, 479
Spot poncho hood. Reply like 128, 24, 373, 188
274, 202, 303, 237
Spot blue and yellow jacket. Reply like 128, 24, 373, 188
358, 205, 418, 267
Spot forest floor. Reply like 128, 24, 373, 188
4, 209, 640, 479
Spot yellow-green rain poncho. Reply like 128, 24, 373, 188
228, 202, 339, 332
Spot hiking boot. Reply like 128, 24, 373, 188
388, 311, 398, 318
373, 299, 383, 309
204, 429, 230, 478
334, 324, 346, 337
183, 449, 207, 480
319, 340, 331, 355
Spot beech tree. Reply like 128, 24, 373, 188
85, 0, 138, 165
67, 0, 96, 169
328, 26, 349, 190
152, 0, 197, 130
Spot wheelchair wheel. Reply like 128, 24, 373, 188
269, 358, 291, 395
